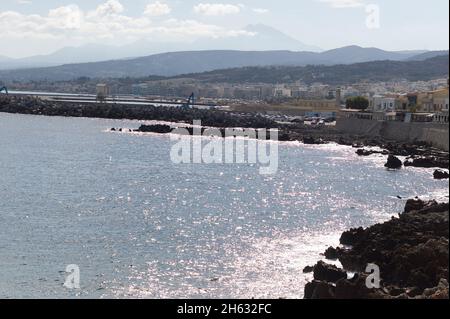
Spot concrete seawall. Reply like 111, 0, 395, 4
336, 118, 449, 151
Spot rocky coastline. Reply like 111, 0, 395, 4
304, 199, 449, 299
2, 96, 449, 173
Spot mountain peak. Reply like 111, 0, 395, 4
242, 24, 322, 52
244, 24, 285, 35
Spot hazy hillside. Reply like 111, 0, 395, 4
167, 55, 449, 85
0, 56, 13, 63
318, 46, 415, 64
406, 50, 450, 61
0, 46, 438, 82
0, 24, 321, 70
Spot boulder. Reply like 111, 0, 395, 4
304, 280, 335, 299
356, 149, 373, 156
324, 247, 339, 260
340, 227, 365, 246
313, 261, 347, 283
385, 155, 403, 169
434, 170, 449, 180
303, 265, 315, 273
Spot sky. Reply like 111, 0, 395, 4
0, 0, 448, 58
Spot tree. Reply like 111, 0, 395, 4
346, 96, 369, 110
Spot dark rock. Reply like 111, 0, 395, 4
337, 137, 353, 146
356, 149, 373, 156
434, 170, 449, 180
110, 128, 116, 131
385, 155, 403, 169
137, 124, 173, 134
340, 227, 365, 246
303, 136, 324, 145
303, 266, 314, 273
333, 274, 384, 299
304, 280, 335, 299
356, 149, 389, 156
404, 199, 438, 214
406, 286, 423, 298
421, 279, 449, 299
404, 156, 449, 169
324, 247, 339, 260
313, 261, 347, 283
278, 132, 291, 142
387, 286, 407, 297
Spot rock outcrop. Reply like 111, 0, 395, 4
304, 200, 449, 299
434, 169, 450, 180
313, 261, 347, 283
136, 124, 173, 134
385, 155, 403, 169
404, 156, 449, 169
356, 149, 389, 156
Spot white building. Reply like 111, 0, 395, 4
370, 95, 396, 112
274, 85, 292, 98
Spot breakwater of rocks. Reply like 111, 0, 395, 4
0, 95, 274, 129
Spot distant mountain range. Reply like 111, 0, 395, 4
0, 24, 321, 70
0, 47, 448, 82
164, 55, 449, 85
406, 50, 450, 61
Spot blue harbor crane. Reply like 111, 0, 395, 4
0, 86, 8, 94
181, 93, 195, 109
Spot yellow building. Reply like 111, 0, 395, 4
287, 89, 342, 113
420, 88, 449, 113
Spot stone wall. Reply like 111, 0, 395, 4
336, 118, 449, 151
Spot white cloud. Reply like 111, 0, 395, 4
193, 3, 242, 16
0, 1, 252, 46
94, 0, 124, 16
144, 1, 171, 17
253, 8, 269, 14
318, 0, 364, 8
48, 5, 83, 30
